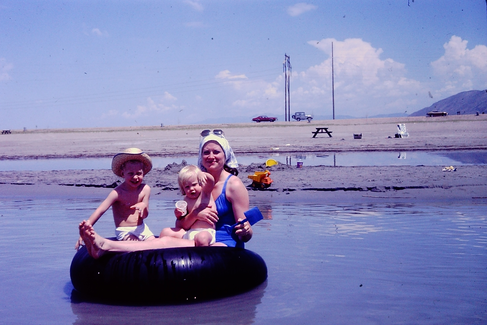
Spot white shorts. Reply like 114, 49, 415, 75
115, 223, 154, 241
182, 228, 216, 244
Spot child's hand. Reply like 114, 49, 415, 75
174, 207, 185, 219
131, 202, 148, 219
198, 172, 215, 191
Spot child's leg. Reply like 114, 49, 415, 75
194, 230, 213, 247
159, 227, 186, 239
79, 221, 195, 259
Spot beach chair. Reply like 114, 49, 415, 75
395, 124, 409, 138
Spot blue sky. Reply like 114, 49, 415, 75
1, 0, 486, 129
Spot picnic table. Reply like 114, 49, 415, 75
311, 127, 332, 138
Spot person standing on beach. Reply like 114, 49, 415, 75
78, 130, 253, 258
159, 165, 217, 246
75, 148, 155, 249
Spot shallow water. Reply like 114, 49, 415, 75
1, 150, 486, 171
0, 195, 486, 324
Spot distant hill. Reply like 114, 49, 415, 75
410, 89, 487, 116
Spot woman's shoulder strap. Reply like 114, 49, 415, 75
221, 174, 233, 192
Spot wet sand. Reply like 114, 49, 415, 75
1, 115, 486, 202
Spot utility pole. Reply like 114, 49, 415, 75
283, 54, 292, 121
331, 42, 335, 120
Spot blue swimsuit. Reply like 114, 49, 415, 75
215, 175, 244, 248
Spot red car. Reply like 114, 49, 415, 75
252, 115, 277, 122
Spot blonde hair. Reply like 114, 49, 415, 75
178, 165, 201, 195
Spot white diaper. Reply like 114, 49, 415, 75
182, 228, 216, 244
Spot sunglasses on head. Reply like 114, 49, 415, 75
200, 129, 224, 137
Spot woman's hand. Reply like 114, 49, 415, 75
195, 205, 219, 226
233, 219, 253, 242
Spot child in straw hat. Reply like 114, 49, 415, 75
75, 148, 155, 249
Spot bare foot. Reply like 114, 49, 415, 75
78, 221, 106, 259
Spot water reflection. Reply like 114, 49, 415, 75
258, 205, 273, 221
0, 195, 486, 323
249, 201, 487, 324
439, 151, 487, 164
0, 150, 486, 171
71, 282, 267, 325
297, 150, 487, 167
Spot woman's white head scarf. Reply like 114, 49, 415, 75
197, 133, 238, 172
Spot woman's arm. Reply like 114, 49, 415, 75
175, 202, 218, 230
226, 176, 253, 242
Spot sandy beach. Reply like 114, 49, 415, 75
1, 115, 487, 324
1, 115, 486, 203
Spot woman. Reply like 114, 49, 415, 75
79, 129, 252, 259
177, 129, 252, 246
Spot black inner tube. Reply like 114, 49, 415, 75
70, 246, 267, 304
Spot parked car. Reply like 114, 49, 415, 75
427, 110, 448, 117
292, 112, 313, 122
252, 115, 277, 122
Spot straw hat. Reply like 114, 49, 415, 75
111, 148, 152, 177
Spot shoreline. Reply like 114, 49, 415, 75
2, 164, 486, 204
1, 116, 486, 203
